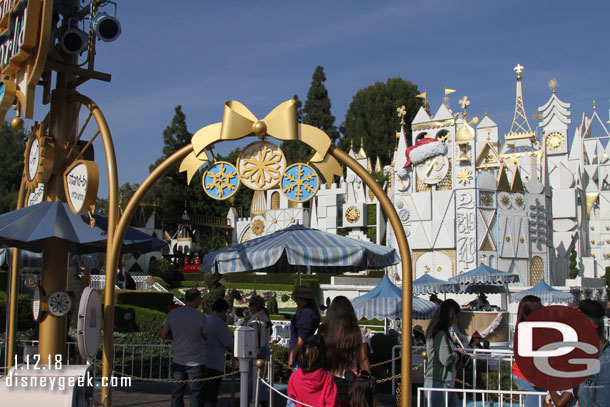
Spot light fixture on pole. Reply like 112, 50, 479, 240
60, 28, 88, 54
91, 12, 121, 42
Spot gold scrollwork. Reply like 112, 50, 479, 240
345, 206, 361, 224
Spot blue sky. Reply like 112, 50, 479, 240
30, 1, 610, 196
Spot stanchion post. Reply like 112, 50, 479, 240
254, 359, 263, 407
268, 349, 274, 407
239, 357, 250, 407
231, 355, 236, 407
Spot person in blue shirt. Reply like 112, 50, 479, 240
288, 286, 321, 368
578, 299, 610, 407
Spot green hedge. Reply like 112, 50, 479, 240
115, 290, 174, 313
0, 291, 35, 333
223, 272, 332, 285
228, 283, 294, 291
114, 304, 166, 334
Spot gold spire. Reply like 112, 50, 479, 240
593, 99, 597, 111
459, 96, 470, 117
485, 107, 488, 116
548, 78, 557, 94
356, 137, 367, 159
506, 64, 535, 140
397, 105, 406, 125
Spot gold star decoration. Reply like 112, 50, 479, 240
457, 169, 473, 185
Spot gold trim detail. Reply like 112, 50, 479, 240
345, 206, 361, 224
252, 219, 265, 236
585, 193, 600, 219
457, 169, 473, 185
412, 119, 455, 131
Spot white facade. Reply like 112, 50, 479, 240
231, 68, 608, 295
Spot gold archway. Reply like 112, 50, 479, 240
104, 140, 413, 406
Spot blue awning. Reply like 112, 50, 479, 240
351, 275, 437, 320
512, 279, 574, 303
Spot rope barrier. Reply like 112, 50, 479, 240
91, 361, 242, 383
259, 378, 317, 407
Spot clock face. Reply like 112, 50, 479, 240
546, 132, 565, 152
27, 138, 40, 182
416, 155, 449, 185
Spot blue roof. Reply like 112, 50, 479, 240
351, 275, 437, 320
449, 263, 520, 285
512, 279, 574, 303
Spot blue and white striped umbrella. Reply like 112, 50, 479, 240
202, 224, 400, 273
449, 264, 520, 285
351, 275, 437, 320
413, 274, 460, 295
512, 279, 574, 303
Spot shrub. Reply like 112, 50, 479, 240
151, 276, 170, 290
149, 258, 175, 283
0, 292, 35, 333
201, 287, 226, 313
267, 295, 278, 314
270, 343, 292, 382
114, 304, 167, 334
116, 290, 174, 313
281, 294, 289, 302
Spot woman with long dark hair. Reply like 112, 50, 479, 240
512, 295, 544, 407
319, 296, 371, 405
424, 299, 464, 407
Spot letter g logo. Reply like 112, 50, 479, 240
514, 305, 600, 391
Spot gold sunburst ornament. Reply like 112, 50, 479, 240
237, 141, 286, 190
457, 169, 473, 185
251, 219, 265, 236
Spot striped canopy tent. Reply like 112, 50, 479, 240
512, 279, 574, 303
201, 225, 400, 274
351, 274, 437, 320
412, 274, 460, 295
449, 264, 520, 285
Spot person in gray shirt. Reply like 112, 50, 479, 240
158, 288, 208, 407
204, 298, 234, 407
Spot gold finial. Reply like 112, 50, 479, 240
514, 64, 524, 80
10, 102, 24, 130
485, 127, 491, 141
485, 107, 488, 116
397, 105, 406, 125
593, 99, 597, 111
548, 78, 558, 94
350, 138, 354, 149
459, 96, 470, 117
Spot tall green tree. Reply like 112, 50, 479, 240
0, 123, 26, 213
281, 95, 309, 164
339, 77, 421, 166
303, 66, 339, 142
147, 107, 253, 254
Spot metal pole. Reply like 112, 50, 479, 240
330, 146, 413, 407
268, 349, 274, 407
254, 359, 263, 407
231, 356, 236, 407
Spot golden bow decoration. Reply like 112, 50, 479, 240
179, 100, 342, 185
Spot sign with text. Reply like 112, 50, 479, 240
0, 0, 51, 122
63, 160, 98, 215
27, 182, 44, 206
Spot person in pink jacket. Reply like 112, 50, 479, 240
288, 335, 338, 407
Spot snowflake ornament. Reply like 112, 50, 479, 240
281, 163, 319, 203
237, 141, 286, 190
203, 161, 240, 200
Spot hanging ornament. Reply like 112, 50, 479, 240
203, 161, 240, 200
280, 163, 319, 203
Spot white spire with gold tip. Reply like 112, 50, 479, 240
394, 125, 408, 172
506, 64, 536, 141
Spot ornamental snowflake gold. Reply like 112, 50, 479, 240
239, 143, 285, 190
457, 169, 473, 185
283, 165, 316, 201
206, 163, 237, 198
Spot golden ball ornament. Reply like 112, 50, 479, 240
11, 117, 24, 130
252, 121, 267, 136
255, 359, 265, 368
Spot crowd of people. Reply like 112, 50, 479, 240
157, 285, 610, 407
158, 286, 376, 407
